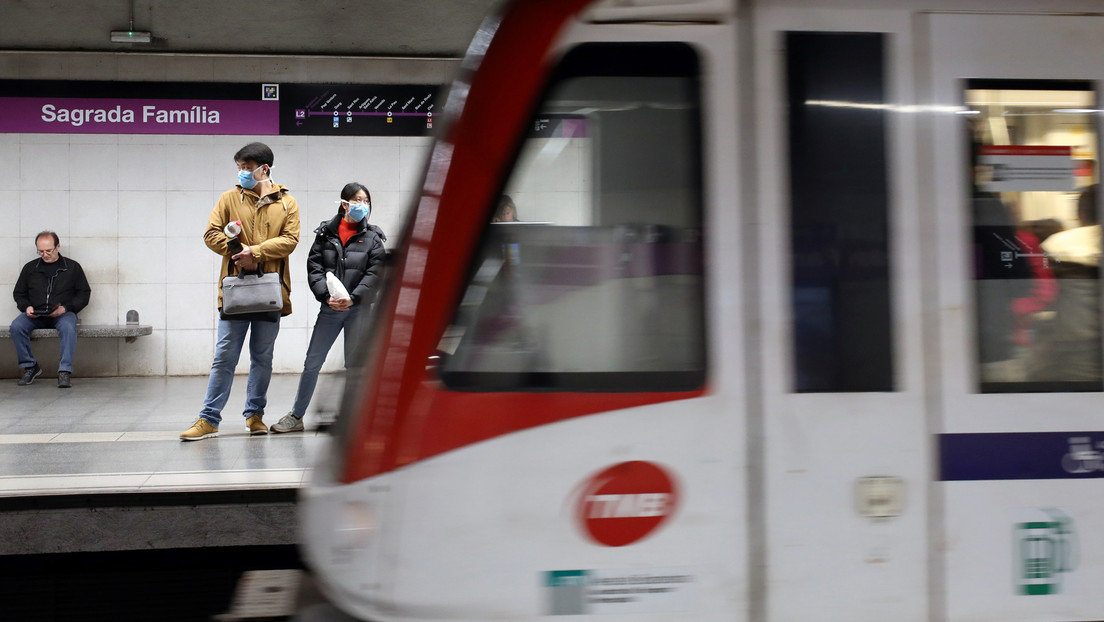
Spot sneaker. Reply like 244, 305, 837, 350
269, 412, 304, 434
180, 419, 219, 441
57, 371, 71, 388
245, 413, 268, 436
17, 365, 42, 386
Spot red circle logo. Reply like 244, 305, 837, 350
576, 461, 678, 547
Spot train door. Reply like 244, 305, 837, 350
925, 13, 1104, 622
751, 9, 930, 622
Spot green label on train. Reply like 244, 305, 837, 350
1014, 509, 1077, 595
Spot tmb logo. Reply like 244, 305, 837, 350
576, 461, 678, 547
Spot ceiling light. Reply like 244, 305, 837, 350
110, 30, 151, 43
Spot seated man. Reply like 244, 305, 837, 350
10, 231, 92, 388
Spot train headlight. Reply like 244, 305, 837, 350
334, 501, 378, 549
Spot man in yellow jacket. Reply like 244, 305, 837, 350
181, 142, 300, 441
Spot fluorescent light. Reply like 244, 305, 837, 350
804, 100, 970, 114
110, 30, 151, 43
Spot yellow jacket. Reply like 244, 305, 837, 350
205, 184, 300, 315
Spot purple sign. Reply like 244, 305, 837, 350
0, 97, 278, 135
531, 114, 588, 139
941, 432, 1104, 480
559, 118, 588, 138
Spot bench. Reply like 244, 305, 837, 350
0, 309, 153, 343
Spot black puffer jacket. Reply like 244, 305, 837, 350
307, 214, 387, 307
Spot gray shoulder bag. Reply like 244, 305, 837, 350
221, 269, 282, 314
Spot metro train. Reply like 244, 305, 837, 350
301, 1, 1104, 621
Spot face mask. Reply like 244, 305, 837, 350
237, 166, 266, 189
347, 202, 370, 222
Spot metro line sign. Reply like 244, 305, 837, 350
978, 144, 1076, 192
575, 461, 679, 547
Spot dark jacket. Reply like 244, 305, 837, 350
307, 214, 387, 307
13, 255, 92, 314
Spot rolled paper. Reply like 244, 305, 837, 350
326, 271, 351, 300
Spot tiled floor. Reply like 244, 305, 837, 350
0, 373, 342, 497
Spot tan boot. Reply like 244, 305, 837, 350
245, 413, 268, 436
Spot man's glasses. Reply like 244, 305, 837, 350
36, 247, 56, 256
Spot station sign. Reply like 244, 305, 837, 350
0, 80, 441, 136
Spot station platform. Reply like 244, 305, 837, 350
0, 373, 338, 557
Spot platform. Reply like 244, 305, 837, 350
0, 373, 340, 556
0, 373, 334, 496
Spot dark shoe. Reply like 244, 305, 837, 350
57, 371, 71, 388
17, 365, 42, 386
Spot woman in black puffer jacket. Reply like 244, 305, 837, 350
271, 182, 386, 433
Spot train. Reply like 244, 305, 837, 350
300, 0, 1104, 620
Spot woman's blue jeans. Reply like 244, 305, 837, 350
199, 317, 281, 426
291, 305, 361, 418
10, 311, 78, 373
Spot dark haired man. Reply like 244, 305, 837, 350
181, 141, 300, 441
10, 231, 91, 388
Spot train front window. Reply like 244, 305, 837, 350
438, 43, 705, 392
966, 80, 1101, 393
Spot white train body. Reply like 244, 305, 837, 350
302, 1, 1104, 621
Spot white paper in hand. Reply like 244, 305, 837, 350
325, 271, 350, 300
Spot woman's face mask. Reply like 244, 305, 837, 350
347, 202, 370, 222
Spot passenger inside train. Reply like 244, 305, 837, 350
1028, 184, 1101, 384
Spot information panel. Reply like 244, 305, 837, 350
279, 83, 440, 136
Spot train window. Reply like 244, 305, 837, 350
966, 80, 1101, 393
438, 43, 705, 392
786, 32, 894, 392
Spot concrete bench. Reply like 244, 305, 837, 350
0, 310, 153, 343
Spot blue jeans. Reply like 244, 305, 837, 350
10, 312, 78, 373
200, 317, 281, 426
291, 305, 362, 418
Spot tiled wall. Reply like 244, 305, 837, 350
0, 52, 451, 377
0, 132, 433, 378
507, 136, 592, 225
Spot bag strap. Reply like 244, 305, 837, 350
226, 257, 265, 279
234, 268, 266, 279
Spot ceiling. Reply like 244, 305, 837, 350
0, 0, 504, 58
